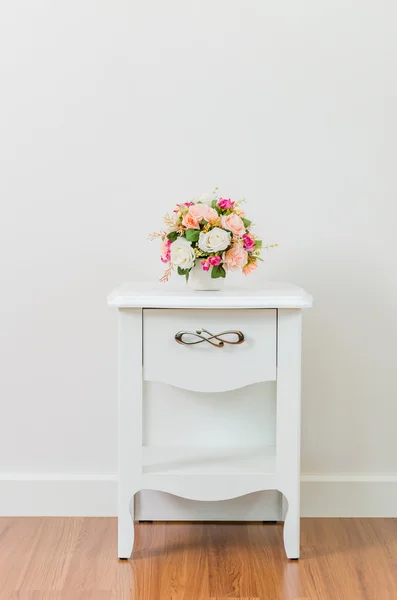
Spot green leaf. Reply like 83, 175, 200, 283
241, 217, 251, 228
200, 219, 207, 226
211, 265, 226, 279
177, 266, 191, 281
255, 239, 262, 249
211, 199, 222, 214
211, 266, 221, 279
167, 231, 178, 242
185, 229, 200, 242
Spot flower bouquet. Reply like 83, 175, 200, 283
150, 190, 276, 290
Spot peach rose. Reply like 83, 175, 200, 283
188, 203, 218, 223
182, 211, 200, 229
242, 262, 258, 276
221, 213, 246, 237
223, 244, 248, 271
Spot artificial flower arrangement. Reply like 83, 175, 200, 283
149, 190, 277, 283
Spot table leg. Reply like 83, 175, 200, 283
118, 308, 142, 559
276, 309, 302, 559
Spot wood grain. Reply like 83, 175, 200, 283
1, 518, 397, 599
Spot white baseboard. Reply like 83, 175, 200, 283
301, 474, 397, 517
0, 473, 117, 517
1, 473, 397, 518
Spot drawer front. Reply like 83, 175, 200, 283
143, 309, 276, 392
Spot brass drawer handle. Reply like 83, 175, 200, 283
175, 329, 245, 348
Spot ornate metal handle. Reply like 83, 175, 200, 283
175, 328, 245, 348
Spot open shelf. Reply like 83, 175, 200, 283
142, 445, 276, 476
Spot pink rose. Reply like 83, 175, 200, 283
223, 245, 248, 271
201, 260, 210, 271
243, 262, 258, 276
242, 233, 255, 251
221, 213, 246, 237
174, 201, 194, 212
188, 203, 218, 223
208, 255, 221, 266
160, 238, 171, 263
217, 198, 235, 210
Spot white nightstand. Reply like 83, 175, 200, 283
108, 282, 312, 559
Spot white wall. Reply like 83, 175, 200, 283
1, 0, 397, 516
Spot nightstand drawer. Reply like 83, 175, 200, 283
143, 309, 276, 392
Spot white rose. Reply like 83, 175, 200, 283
198, 227, 231, 253
170, 238, 196, 270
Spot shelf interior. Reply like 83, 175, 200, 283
142, 445, 276, 476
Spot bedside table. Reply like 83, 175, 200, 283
108, 282, 312, 559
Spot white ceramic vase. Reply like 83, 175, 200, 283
188, 262, 224, 291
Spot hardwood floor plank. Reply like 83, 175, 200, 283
8, 593, 112, 600
1, 518, 397, 599
207, 522, 277, 598
16, 518, 82, 593
0, 517, 45, 596
176, 523, 209, 600
152, 522, 209, 600
207, 522, 245, 598
246, 522, 287, 599
62, 517, 116, 593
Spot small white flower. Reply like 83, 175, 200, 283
192, 193, 214, 205
170, 238, 196, 270
198, 227, 231, 253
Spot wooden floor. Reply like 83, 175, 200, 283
1, 518, 397, 599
